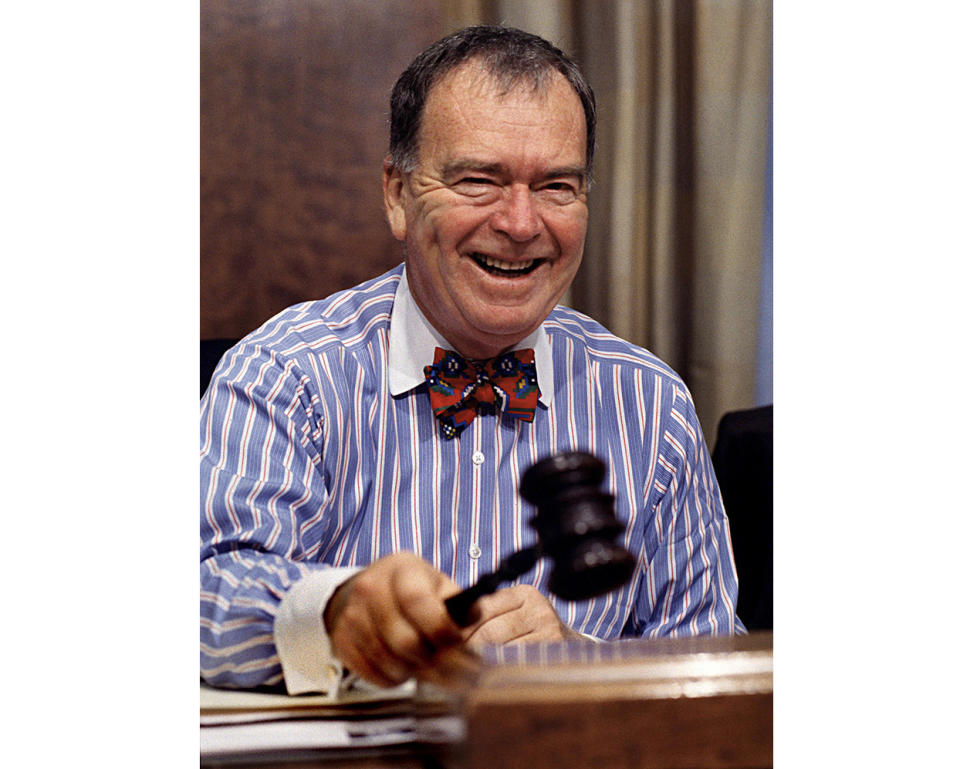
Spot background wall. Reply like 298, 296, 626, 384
201, 0, 773, 447
201, 0, 446, 339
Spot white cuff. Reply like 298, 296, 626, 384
273, 567, 361, 695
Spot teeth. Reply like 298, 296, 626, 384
475, 254, 535, 271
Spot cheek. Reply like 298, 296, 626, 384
410, 203, 456, 254
551, 211, 588, 258
424, 199, 489, 247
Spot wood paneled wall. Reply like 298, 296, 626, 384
201, 0, 445, 339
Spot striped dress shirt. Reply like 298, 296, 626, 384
200, 264, 744, 690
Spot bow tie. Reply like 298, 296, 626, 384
424, 347, 540, 439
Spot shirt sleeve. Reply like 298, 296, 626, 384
199, 341, 351, 691
629, 383, 746, 637
273, 567, 361, 694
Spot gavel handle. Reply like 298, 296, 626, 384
444, 545, 542, 626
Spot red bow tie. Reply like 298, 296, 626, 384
424, 347, 540, 439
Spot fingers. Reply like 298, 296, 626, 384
325, 552, 467, 687
391, 560, 464, 647
416, 644, 484, 688
333, 610, 416, 687
463, 584, 572, 648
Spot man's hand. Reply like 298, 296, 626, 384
462, 584, 585, 648
323, 552, 478, 688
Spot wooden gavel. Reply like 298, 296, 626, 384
444, 451, 637, 626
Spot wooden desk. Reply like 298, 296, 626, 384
443, 632, 772, 769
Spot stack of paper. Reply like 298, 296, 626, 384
200, 680, 462, 763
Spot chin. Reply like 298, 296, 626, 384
470, 315, 541, 344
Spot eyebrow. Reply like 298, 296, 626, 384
440, 159, 587, 185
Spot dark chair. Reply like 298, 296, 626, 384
200, 338, 239, 397
712, 404, 773, 631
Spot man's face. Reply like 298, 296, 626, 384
383, 61, 589, 359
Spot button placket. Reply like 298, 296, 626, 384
467, 427, 487, 571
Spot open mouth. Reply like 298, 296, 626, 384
470, 253, 543, 277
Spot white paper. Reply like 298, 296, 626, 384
200, 717, 418, 757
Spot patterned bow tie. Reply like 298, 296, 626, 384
424, 347, 540, 439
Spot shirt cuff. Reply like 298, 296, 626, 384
273, 566, 361, 695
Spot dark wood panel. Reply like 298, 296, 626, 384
201, 0, 445, 338
455, 633, 773, 769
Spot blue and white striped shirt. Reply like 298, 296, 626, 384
200, 264, 744, 690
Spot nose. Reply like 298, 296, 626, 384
490, 184, 544, 242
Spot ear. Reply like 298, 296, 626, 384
382, 157, 407, 241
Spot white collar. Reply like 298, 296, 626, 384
387, 265, 554, 406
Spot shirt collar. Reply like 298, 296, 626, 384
388, 265, 554, 407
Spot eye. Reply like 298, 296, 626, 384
451, 177, 499, 198
538, 181, 579, 204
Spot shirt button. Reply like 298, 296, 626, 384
472, 450, 485, 466
468, 544, 482, 559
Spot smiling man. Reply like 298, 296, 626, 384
385, 58, 588, 361
200, 26, 744, 695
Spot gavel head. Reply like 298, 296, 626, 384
520, 452, 637, 601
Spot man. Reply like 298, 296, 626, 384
200, 25, 743, 695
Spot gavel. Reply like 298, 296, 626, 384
444, 451, 637, 626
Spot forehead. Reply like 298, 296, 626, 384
418, 61, 587, 168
